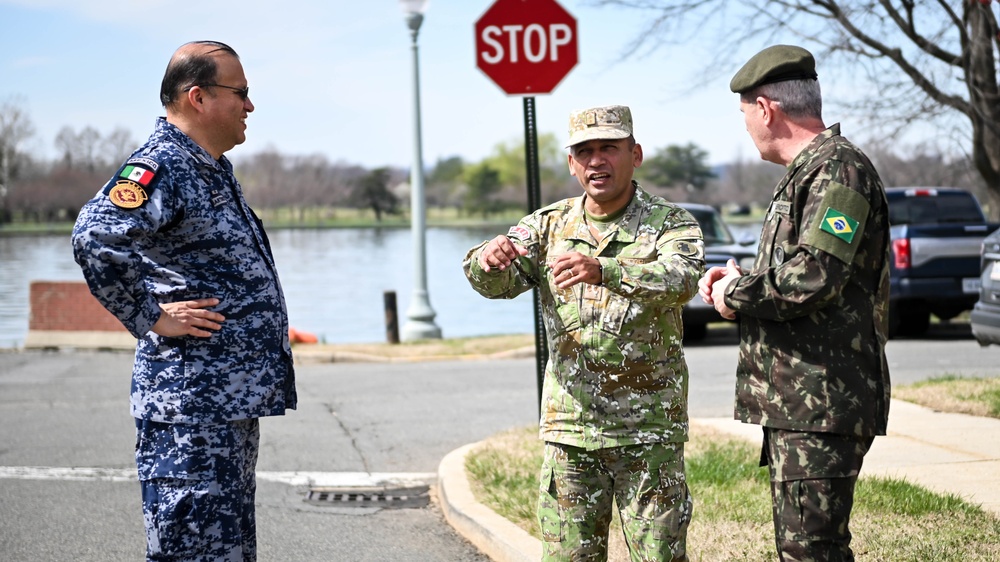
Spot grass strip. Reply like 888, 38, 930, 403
466, 424, 1000, 561
893, 375, 1000, 418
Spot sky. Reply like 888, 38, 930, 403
0, 0, 882, 171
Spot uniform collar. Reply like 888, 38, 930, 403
787, 123, 841, 172
154, 117, 233, 173
570, 181, 648, 245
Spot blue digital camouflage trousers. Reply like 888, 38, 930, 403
537, 441, 692, 562
135, 418, 260, 562
762, 428, 875, 562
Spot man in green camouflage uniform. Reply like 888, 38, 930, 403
463, 105, 704, 562
699, 46, 891, 562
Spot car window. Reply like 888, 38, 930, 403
685, 207, 735, 246
888, 193, 985, 225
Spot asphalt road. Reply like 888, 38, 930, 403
1, 322, 998, 561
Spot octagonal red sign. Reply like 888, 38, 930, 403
475, 0, 579, 95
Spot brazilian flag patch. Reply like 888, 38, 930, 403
820, 207, 858, 243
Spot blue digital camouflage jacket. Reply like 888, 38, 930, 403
72, 118, 296, 424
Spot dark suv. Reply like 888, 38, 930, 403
680, 203, 758, 340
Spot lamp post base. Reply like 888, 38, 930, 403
401, 291, 441, 342
401, 319, 442, 342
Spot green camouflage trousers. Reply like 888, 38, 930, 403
762, 428, 875, 562
537, 441, 692, 562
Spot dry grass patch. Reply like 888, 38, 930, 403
893, 375, 1000, 418
307, 333, 534, 359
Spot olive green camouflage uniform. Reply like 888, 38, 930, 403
463, 183, 704, 561
723, 124, 891, 561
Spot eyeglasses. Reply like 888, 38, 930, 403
184, 83, 250, 101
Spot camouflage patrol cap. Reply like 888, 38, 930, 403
566, 105, 633, 147
730, 45, 818, 94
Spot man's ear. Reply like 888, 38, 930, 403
185, 86, 206, 111
567, 153, 577, 176
758, 96, 775, 126
632, 143, 643, 168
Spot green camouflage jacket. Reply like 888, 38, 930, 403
724, 124, 891, 436
463, 184, 704, 450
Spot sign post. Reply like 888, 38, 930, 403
475, 0, 578, 412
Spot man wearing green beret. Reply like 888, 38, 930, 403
464, 104, 705, 561
699, 45, 891, 561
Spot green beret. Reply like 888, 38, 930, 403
730, 45, 818, 94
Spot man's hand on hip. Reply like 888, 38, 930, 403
152, 298, 225, 337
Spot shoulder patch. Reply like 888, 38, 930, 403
104, 157, 162, 209
669, 238, 704, 259
118, 158, 159, 187
801, 181, 871, 264
507, 226, 531, 242
108, 180, 148, 209
819, 207, 859, 243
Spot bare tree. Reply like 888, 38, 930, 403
591, 1, 1000, 211
0, 97, 36, 223
714, 155, 791, 209
77, 126, 102, 172
102, 127, 138, 167
54, 126, 79, 169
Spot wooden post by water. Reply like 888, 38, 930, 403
384, 291, 400, 344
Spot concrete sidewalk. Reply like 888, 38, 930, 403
436, 398, 1000, 562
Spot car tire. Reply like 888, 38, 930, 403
683, 322, 707, 341
890, 301, 931, 338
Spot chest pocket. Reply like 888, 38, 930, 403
601, 293, 631, 335
759, 199, 798, 270
599, 239, 655, 339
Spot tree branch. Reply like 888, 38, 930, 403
813, 0, 971, 116
877, 0, 961, 66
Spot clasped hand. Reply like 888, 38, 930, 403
697, 259, 742, 320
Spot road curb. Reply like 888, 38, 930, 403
436, 442, 542, 562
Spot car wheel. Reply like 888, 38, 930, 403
683, 322, 707, 341
891, 302, 931, 338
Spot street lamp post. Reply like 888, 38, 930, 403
399, 0, 441, 341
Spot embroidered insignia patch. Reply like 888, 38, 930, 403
119, 164, 155, 186
819, 207, 858, 243
108, 180, 148, 209
210, 190, 227, 207
670, 239, 703, 258
118, 157, 159, 187
507, 226, 531, 242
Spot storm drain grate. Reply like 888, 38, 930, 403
305, 485, 430, 509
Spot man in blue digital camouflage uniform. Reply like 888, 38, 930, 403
464, 105, 705, 561
699, 45, 891, 561
72, 41, 296, 562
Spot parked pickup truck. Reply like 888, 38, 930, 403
887, 187, 999, 337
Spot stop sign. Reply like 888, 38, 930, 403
475, 0, 578, 95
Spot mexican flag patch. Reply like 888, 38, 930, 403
820, 207, 858, 243
120, 165, 154, 186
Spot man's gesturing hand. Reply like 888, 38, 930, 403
479, 235, 529, 272
152, 298, 225, 337
550, 252, 601, 288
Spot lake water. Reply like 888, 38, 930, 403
0, 227, 535, 348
